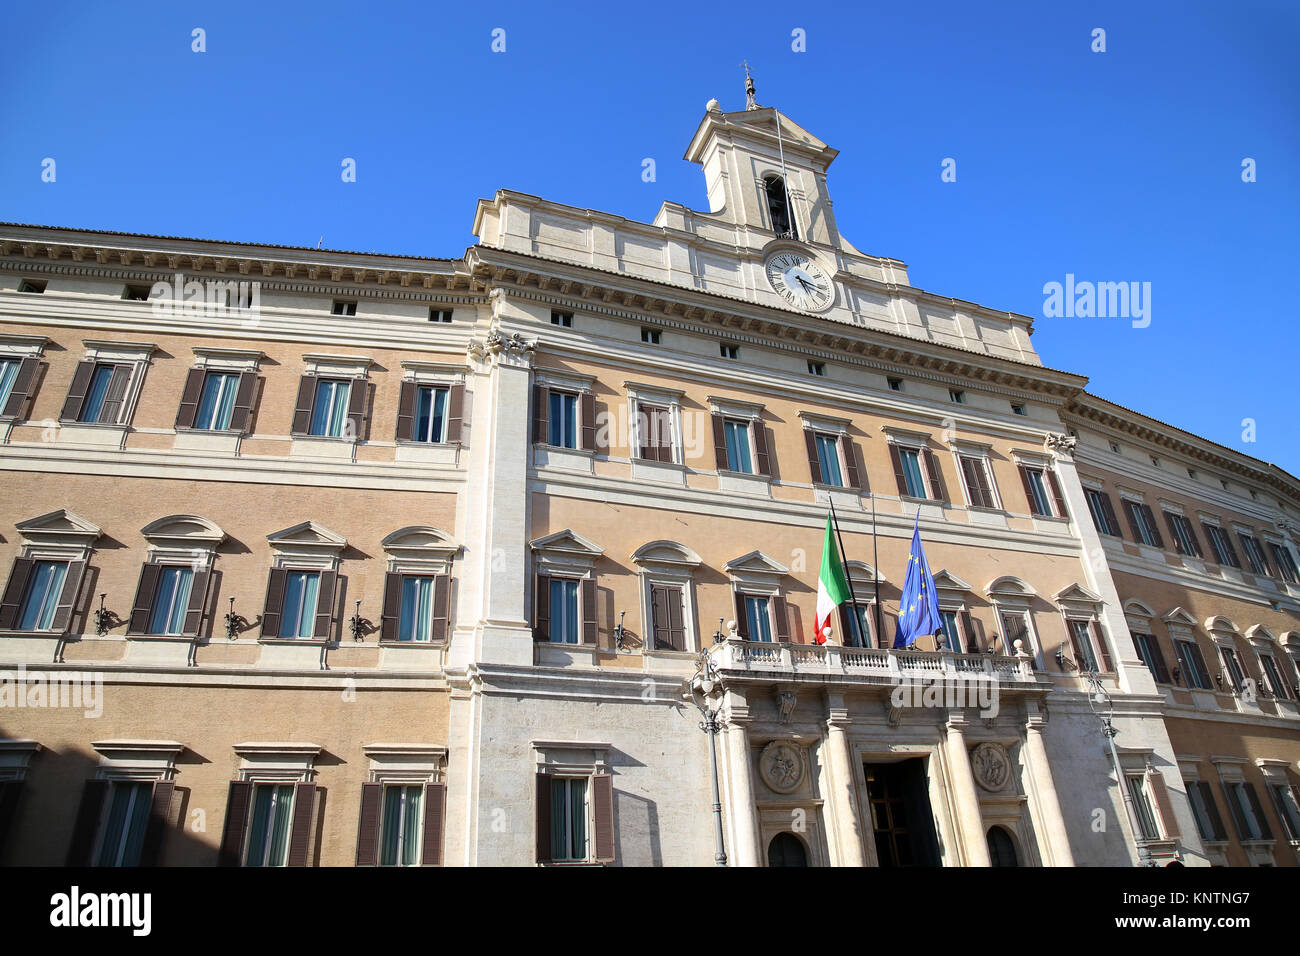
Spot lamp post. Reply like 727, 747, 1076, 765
1083, 669, 1154, 866
685, 647, 728, 866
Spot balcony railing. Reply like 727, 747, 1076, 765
709, 639, 1042, 685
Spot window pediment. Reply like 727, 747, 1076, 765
985, 576, 1036, 602
140, 514, 226, 551
267, 522, 347, 569
15, 509, 102, 550
723, 551, 789, 579
631, 540, 701, 570
1162, 606, 1197, 627
1054, 582, 1102, 612
381, 526, 459, 557
531, 529, 603, 575
931, 569, 968, 592
1204, 615, 1239, 636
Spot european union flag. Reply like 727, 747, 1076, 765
894, 511, 942, 648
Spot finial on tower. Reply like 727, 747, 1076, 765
742, 60, 759, 110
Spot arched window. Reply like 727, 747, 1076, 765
764, 175, 797, 239
986, 826, 1019, 866
767, 831, 808, 867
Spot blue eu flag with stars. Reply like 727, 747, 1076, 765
895, 511, 942, 648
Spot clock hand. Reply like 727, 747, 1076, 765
797, 276, 814, 293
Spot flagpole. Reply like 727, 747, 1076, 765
828, 498, 865, 647
870, 492, 883, 647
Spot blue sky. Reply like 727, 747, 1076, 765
2, 1, 1296, 473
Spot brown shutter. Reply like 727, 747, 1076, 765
1146, 771, 1181, 840
591, 773, 615, 863
1163, 512, 1184, 554
650, 585, 668, 648
445, 383, 464, 443
430, 573, 451, 642
259, 568, 288, 638
1200, 524, 1220, 563
655, 407, 674, 463
535, 773, 552, 863
227, 371, 259, 433
395, 380, 417, 441
380, 572, 402, 641
841, 436, 862, 490
290, 376, 316, 434
734, 591, 750, 639
752, 421, 772, 476
958, 609, 975, 653
219, 781, 253, 866
180, 568, 210, 637
772, 594, 790, 642
1121, 500, 1144, 542
1018, 465, 1039, 515
345, 379, 368, 440
580, 392, 597, 451
636, 405, 652, 460
1244, 784, 1273, 839
1222, 781, 1249, 840
421, 782, 446, 866
96, 363, 133, 424
922, 448, 946, 502
1, 357, 41, 418
59, 360, 96, 421
65, 779, 109, 866
534, 573, 550, 641
667, 586, 685, 650
804, 430, 822, 484
1045, 469, 1068, 518
50, 560, 86, 635
1091, 619, 1114, 672
139, 781, 175, 865
1100, 493, 1122, 538
286, 782, 316, 866
1145, 635, 1171, 684
174, 368, 206, 429
1196, 781, 1228, 840
127, 564, 163, 635
355, 782, 383, 866
1141, 505, 1164, 549
889, 443, 908, 497
313, 570, 337, 639
0, 557, 34, 629
0, 779, 24, 856
712, 413, 729, 470
532, 385, 549, 444
1220, 529, 1241, 568
581, 576, 597, 644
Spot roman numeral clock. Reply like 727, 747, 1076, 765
764, 249, 835, 313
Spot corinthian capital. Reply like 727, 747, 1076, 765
1043, 432, 1078, 458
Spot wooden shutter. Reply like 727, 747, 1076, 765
535, 773, 552, 863
313, 570, 337, 639
752, 421, 772, 477
841, 436, 862, 490
960, 457, 991, 508
1219, 528, 1241, 568
219, 781, 252, 866
1068, 621, 1091, 669
421, 782, 446, 866
380, 572, 402, 641
1045, 469, 1067, 518
1090, 619, 1114, 672
651, 585, 684, 650
0, 558, 34, 629
1018, 465, 1040, 515
889, 444, 908, 497
180, 569, 210, 637
1, 357, 41, 418
1121, 500, 1144, 542
958, 609, 976, 653
804, 430, 822, 484
922, 448, 946, 502
591, 773, 615, 863
431, 574, 451, 642
445, 383, 464, 443
50, 560, 86, 635
59, 360, 96, 421
772, 594, 790, 642
1196, 781, 1228, 841
580, 392, 597, 451
345, 379, 368, 440
667, 586, 685, 650
174, 368, 206, 428
1163, 513, 1185, 555
1244, 784, 1273, 839
581, 576, 597, 644
227, 371, 259, 433
734, 591, 749, 639
259, 568, 288, 638
1221, 782, 1249, 840
395, 380, 417, 441
127, 564, 163, 635
290, 376, 316, 434
1146, 771, 1180, 840
654, 407, 674, 463
1138, 505, 1163, 549
650, 585, 668, 649
65, 779, 109, 866
533, 573, 550, 641
0, 779, 23, 856
286, 782, 317, 866
355, 782, 383, 866
97, 363, 133, 425
532, 385, 549, 444
1147, 635, 1171, 684
139, 781, 174, 865
1099, 493, 1122, 538
636, 405, 653, 460
711, 413, 728, 470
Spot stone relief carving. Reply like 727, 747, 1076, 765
758, 740, 805, 794
776, 689, 797, 724
1043, 432, 1078, 458
467, 329, 536, 366
971, 742, 1012, 792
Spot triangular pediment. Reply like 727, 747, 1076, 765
1161, 606, 1197, 626
723, 550, 789, 577
1054, 583, 1102, 606
267, 521, 347, 551
530, 529, 604, 558
15, 509, 101, 543
931, 569, 969, 592
685, 106, 834, 164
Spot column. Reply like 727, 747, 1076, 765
944, 715, 991, 866
722, 690, 761, 867
1021, 708, 1076, 866
825, 692, 866, 867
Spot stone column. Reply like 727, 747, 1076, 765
723, 689, 761, 867
944, 714, 991, 866
825, 692, 866, 867
1021, 706, 1076, 866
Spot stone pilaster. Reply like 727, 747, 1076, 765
944, 714, 991, 866
824, 691, 866, 866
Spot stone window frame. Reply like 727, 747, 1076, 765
984, 576, 1043, 667
0, 739, 41, 783
377, 527, 459, 648
1, 509, 102, 638
532, 739, 615, 867
259, 522, 347, 645
949, 439, 1004, 512
1053, 583, 1113, 675
708, 395, 768, 481
723, 550, 790, 641
798, 411, 857, 491
59, 340, 158, 429
0, 333, 48, 423
883, 427, 941, 502
630, 540, 701, 654
1212, 756, 1276, 860
1177, 758, 1230, 857
294, 353, 374, 444
626, 381, 685, 468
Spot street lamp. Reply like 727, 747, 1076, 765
685, 647, 728, 866
1083, 669, 1154, 867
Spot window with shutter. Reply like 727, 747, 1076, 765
1268, 543, 1299, 584
1175, 639, 1213, 689
1188, 780, 1227, 842
958, 455, 996, 508
0, 356, 41, 420
649, 583, 686, 651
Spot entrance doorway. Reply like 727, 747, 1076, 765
986, 825, 1019, 866
767, 831, 809, 867
864, 759, 942, 866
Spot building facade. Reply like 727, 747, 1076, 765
0, 94, 1297, 867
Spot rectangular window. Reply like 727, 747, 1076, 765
1204, 525, 1241, 567
379, 784, 424, 866
938, 610, 964, 653
193, 371, 239, 430
1219, 646, 1246, 692
428, 309, 453, 323
999, 611, 1029, 657
1084, 489, 1121, 536
1269, 543, 1300, 585
723, 419, 754, 474
638, 404, 674, 463
1010, 402, 1027, 416
548, 578, 580, 644
1023, 467, 1052, 517
245, 783, 295, 867
958, 455, 996, 508
744, 595, 772, 643
814, 433, 843, 487
1132, 633, 1170, 683
122, 285, 151, 302
898, 447, 927, 499
308, 379, 351, 438
78, 364, 116, 423
887, 377, 903, 391
649, 583, 686, 651
843, 603, 875, 648
550, 311, 573, 327
948, 389, 965, 404
1268, 784, 1300, 841
0, 359, 20, 411
719, 343, 739, 360
550, 777, 588, 862
1126, 774, 1161, 840
1259, 654, 1292, 700
1175, 639, 1213, 689
1122, 499, 1161, 547
1238, 534, 1271, 575
17, 560, 69, 631
808, 361, 825, 376
1069, 619, 1100, 671
95, 781, 153, 867
146, 566, 195, 636
640, 327, 660, 344
547, 391, 578, 449
1165, 512, 1200, 558
332, 300, 357, 316
279, 571, 321, 639
1188, 780, 1227, 842
398, 576, 434, 642
414, 385, 449, 443
1228, 782, 1269, 841
17, 279, 46, 294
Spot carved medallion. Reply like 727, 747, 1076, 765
758, 741, 805, 794
970, 742, 1012, 792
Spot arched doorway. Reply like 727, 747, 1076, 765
986, 826, 1019, 867
767, 832, 808, 867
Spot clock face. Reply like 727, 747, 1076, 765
764, 251, 834, 312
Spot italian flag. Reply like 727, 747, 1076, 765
815, 514, 851, 644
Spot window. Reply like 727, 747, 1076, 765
648, 583, 686, 651
843, 603, 876, 648
897, 447, 927, 499
549, 777, 588, 861
1225, 782, 1272, 841
887, 377, 903, 391
763, 175, 797, 239
1132, 633, 1171, 683
309, 379, 352, 438
1238, 533, 1272, 576
1219, 645, 1247, 693
192, 371, 239, 430
998, 611, 1030, 656
948, 389, 965, 404
808, 361, 825, 376
280, 571, 321, 639
550, 311, 573, 328
413, 385, 449, 443
1164, 512, 1202, 558
1188, 780, 1228, 842
0, 358, 21, 412
1126, 774, 1161, 840
17, 560, 69, 631
1259, 654, 1292, 700
17, 279, 45, 294
723, 419, 754, 474
122, 285, 151, 302
1204, 525, 1241, 568
1010, 402, 1026, 416
958, 455, 997, 509
379, 785, 424, 866
938, 610, 966, 653
95, 781, 153, 867
1020, 465, 1062, 518
634, 403, 675, 464
1150, 456, 1160, 468
245, 783, 296, 867
398, 576, 435, 642
641, 327, 660, 344
548, 391, 579, 449
1121, 499, 1163, 547
814, 433, 843, 487
1068, 619, 1100, 671
428, 309, 453, 323
332, 300, 357, 316
146, 566, 195, 636
548, 578, 580, 644
1268, 543, 1299, 585
742, 595, 773, 642
1267, 784, 1300, 841
1175, 639, 1213, 689
720, 343, 739, 360
63, 361, 143, 426
1084, 489, 1122, 536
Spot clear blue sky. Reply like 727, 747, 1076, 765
2, 1, 1296, 473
